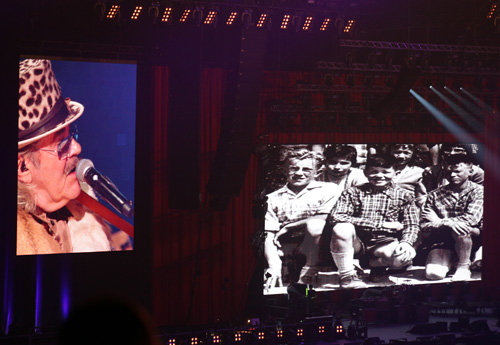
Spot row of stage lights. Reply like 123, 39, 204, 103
98, 2, 355, 33
163, 318, 358, 345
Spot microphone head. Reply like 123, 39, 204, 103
76, 159, 95, 182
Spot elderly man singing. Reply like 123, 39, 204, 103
17, 59, 131, 255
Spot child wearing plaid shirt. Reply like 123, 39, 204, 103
328, 154, 420, 288
420, 153, 483, 281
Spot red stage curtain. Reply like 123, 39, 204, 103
152, 67, 257, 326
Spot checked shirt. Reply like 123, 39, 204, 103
329, 183, 420, 245
421, 180, 483, 232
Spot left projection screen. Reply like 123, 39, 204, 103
17, 58, 136, 255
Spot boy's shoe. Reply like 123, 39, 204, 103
339, 271, 367, 289
369, 267, 394, 285
451, 264, 472, 281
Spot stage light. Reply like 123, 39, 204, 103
280, 14, 291, 29
320, 18, 331, 31
234, 332, 242, 342
487, 3, 497, 19
256, 13, 269, 28
168, 339, 176, 345
276, 329, 283, 338
106, 4, 120, 19
334, 318, 344, 337
296, 328, 304, 337
226, 11, 238, 25
212, 334, 221, 343
257, 331, 265, 340
161, 7, 173, 22
179, 8, 192, 22
318, 325, 325, 334
302, 16, 313, 31
204, 9, 218, 26
130, 6, 143, 20
343, 19, 355, 33
191, 337, 198, 345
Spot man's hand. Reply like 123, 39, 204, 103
393, 241, 416, 263
382, 221, 404, 230
264, 266, 283, 290
273, 224, 293, 248
446, 220, 471, 236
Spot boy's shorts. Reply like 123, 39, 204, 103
356, 229, 399, 258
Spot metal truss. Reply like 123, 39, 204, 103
316, 61, 500, 76
339, 40, 500, 54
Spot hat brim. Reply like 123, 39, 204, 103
18, 101, 84, 149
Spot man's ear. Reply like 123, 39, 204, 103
18, 156, 32, 183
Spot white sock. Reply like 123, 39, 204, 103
331, 249, 355, 277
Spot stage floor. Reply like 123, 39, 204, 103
264, 265, 481, 295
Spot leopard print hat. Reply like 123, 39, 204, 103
18, 59, 84, 149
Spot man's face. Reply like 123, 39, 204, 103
365, 165, 395, 190
391, 146, 413, 167
26, 125, 82, 212
326, 157, 352, 178
287, 158, 315, 189
446, 162, 472, 186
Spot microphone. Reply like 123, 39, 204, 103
76, 159, 134, 218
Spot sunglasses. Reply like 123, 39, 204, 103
39, 124, 79, 160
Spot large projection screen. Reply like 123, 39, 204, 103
17, 58, 136, 255
261, 143, 483, 295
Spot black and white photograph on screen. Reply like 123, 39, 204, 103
17, 58, 136, 256
261, 143, 484, 295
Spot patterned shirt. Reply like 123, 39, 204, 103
421, 180, 483, 231
265, 181, 341, 232
329, 183, 420, 245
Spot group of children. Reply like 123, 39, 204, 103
263, 143, 484, 290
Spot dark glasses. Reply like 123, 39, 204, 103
40, 124, 79, 160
